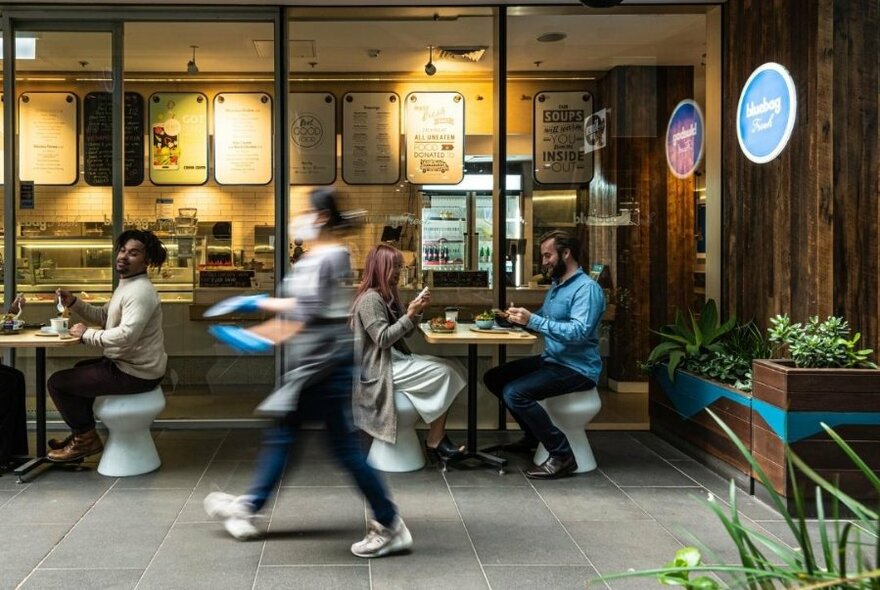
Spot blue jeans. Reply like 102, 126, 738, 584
484, 355, 594, 458
245, 359, 397, 528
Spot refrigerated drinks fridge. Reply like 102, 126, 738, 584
420, 174, 522, 286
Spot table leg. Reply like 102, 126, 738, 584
14, 348, 50, 483
458, 343, 506, 473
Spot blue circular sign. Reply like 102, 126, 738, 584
737, 62, 797, 164
665, 99, 704, 179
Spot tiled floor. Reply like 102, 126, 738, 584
0, 429, 833, 590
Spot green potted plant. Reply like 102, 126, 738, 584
598, 410, 880, 589
645, 299, 771, 477
751, 315, 880, 504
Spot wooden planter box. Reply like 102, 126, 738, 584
751, 359, 880, 502
650, 368, 753, 477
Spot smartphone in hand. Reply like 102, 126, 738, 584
417, 286, 430, 301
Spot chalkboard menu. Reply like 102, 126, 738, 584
83, 92, 145, 186
199, 270, 255, 288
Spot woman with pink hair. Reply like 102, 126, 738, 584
352, 244, 465, 464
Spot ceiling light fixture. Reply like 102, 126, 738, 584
537, 32, 567, 43
424, 45, 436, 76
186, 45, 199, 75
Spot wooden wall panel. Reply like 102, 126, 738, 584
603, 66, 694, 382
724, 0, 879, 354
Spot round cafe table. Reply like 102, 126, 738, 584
0, 328, 80, 482
419, 322, 537, 473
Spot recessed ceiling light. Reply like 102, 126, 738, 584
537, 32, 567, 43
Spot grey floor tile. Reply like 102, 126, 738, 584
0, 569, 32, 589
261, 486, 366, 565
673, 460, 783, 521
43, 489, 189, 568
0, 485, 108, 525
0, 524, 70, 570
567, 520, 682, 578
484, 565, 597, 590
386, 474, 461, 521
590, 434, 700, 487
0, 473, 30, 491
753, 519, 873, 566
622, 487, 767, 564
530, 473, 652, 523
454, 487, 587, 566
370, 520, 487, 590
137, 522, 263, 589
0, 489, 18, 506
21, 568, 142, 589
210, 430, 264, 461
627, 432, 694, 461
254, 565, 370, 590
114, 436, 224, 489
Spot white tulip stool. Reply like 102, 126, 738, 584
534, 388, 602, 473
93, 386, 165, 477
367, 391, 425, 473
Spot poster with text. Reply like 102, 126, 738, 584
342, 92, 400, 185
149, 92, 208, 185
533, 91, 594, 186
290, 93, 336, 185
214, 92, 272, 185
83, 92, 145, 186
405, 92, 464, 185
19, 92, 79, 185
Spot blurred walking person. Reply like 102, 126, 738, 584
203, 188, 411, 559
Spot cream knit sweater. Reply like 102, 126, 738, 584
71, 273, 167, 380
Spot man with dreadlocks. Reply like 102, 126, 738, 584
46, 230, 168, 463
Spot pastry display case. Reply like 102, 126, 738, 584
3, 223, 205, 303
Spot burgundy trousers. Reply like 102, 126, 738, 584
47, 357, 163, 434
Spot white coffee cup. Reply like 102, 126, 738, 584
50, 317, 69, 335
444, 307, 459, 322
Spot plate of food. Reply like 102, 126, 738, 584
428, 317, 456, 333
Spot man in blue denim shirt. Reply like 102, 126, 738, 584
484, 230, 605, 479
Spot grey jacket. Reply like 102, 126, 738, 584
352, 289, 419, 443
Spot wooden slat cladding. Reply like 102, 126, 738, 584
724, 0, 879, 355
602, 66, 695, 382
833, 0, 880, 354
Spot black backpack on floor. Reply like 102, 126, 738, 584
0, 365, 28, 466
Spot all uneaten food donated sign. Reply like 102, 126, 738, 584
665, 99, 705, 179
737, 62, 797, 164
405, 92, 464, 185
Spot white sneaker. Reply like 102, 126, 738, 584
203, 492, 260, 541
350, 517, 413, 558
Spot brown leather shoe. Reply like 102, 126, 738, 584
48, 433, 74, 450
47, 429, 103, 462
525, 454, 577, 479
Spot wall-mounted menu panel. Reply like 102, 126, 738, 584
19, 92, 79, 185
342, 92, 400, 185
533, 91, 594, 186
83, 92, 145, 186
149, 92, 208, 185
405, 92, 464, 185
290, 92, 336, 185
214, 92, 272, 185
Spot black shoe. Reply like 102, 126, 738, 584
503, 436, 538, 454
525, 454, 577, 479
425, 435, 465, 462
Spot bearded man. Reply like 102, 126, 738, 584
483, 230, 606, 479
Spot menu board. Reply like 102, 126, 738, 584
149, 92, 208, 185
19, 92, 79, 185
83, 92, 145, 187
533, 91, 594, 185
290, 92, 336, 185
342, 92, 400, 185
213, 92, 272, 185
405, 92, 464, 184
